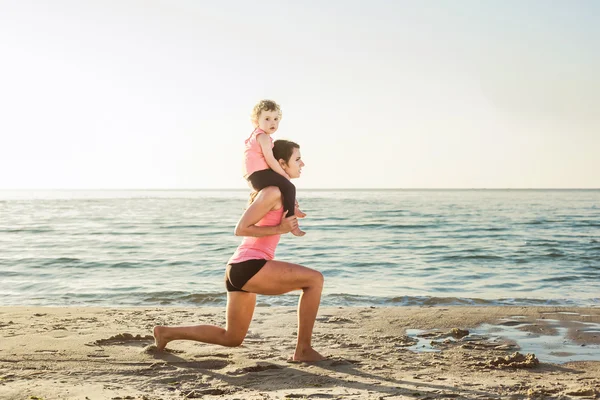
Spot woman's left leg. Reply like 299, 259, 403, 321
242, 260, 325, 361
153, 291, 256, 350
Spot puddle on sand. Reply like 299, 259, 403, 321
543, 311, 580, 316
406, 318, 600, 364
405, 329, 443, 353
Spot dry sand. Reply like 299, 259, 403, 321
1, 306, 599, 399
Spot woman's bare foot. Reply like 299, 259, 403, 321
292, 347, 326, 362
153, 326, 170, 351
291, 227, 306, 236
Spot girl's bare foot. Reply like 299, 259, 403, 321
295, 207, 307, 218
153, 326, 169, 351
292, 347, 326, 362
291, 227, 306, 236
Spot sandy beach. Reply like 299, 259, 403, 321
1, 306, 599, 399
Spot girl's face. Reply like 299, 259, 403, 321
256, 110, 281, 134
281, 148, 305, 179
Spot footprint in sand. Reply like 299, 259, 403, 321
188, 360, 231, 370
327, 358, 361, 367
242, 331, 267, 344
227, 363, 282, 375
246, 351, 278, 359
142, 344, 185, 354
149, 374, 205, 385
92, 333, 154, 346
142, 347, 230, 369
317, 316, 354, 324
162, 360, 231, 370
193, 353, 231, 359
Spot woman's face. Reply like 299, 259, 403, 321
282, 147, 305, 179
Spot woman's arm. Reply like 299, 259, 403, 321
257, 134, 291, 179
234, 187, 297, 237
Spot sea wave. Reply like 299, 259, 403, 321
1, 189, 599, 308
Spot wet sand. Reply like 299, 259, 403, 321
1, 306, 599, 399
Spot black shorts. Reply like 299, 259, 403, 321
225, 259, 268, 292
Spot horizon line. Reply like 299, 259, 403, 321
1, 188, 599, 191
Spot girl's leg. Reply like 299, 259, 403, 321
242, 260, 325, 361
153, 292, 256, 350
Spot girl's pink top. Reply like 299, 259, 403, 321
228, 206, 284, 264
243, 128, 273, 179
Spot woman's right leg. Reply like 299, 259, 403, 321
153, 291, 256, 350
242, 260, 325, 361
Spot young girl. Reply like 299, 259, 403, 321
243, 100, 305, 236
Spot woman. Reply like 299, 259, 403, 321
153, 140, 325, 362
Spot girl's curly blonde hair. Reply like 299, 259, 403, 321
251, 99, 282, 126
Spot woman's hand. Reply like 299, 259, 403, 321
278, 213, 298, 234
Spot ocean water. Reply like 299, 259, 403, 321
0, 189, 599, 308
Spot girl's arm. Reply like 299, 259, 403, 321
234, 187, 297, 237
257, 133, 290, 179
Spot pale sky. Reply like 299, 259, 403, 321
1, 0, 598, 189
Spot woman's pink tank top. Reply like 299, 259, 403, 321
243, 128, 273, 179
228, 206, 284, 264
